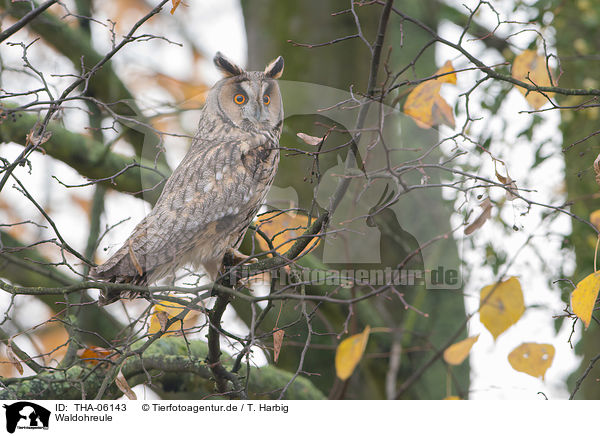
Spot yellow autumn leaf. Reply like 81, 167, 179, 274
443, 396, 461, 400
148, 302, 199, 335
479, 277, 525, 340
403, 60, 457, 129
443, 335, 479, 365
590, 210, 600, 230
335, 326, 371, 381
511, 50, 554, 110
508, 342, 555, 380
571, 272, 600, 329
255, 211, 320, 256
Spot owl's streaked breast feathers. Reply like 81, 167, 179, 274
92, 52, 284, 304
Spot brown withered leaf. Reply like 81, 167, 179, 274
465, 197, 493, 235
115, 370, 137, 400
155, 311, 169, 333
273, 329, 284, 363
495, 169, 518, 200
297, 132, 324, 146
594, 153, 600, 187
26, 124, 52, 147
6, 342, 23, 375
77, 346, 114, 366
170, 0, 182, 14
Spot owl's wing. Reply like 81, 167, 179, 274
92, 134, 274, 283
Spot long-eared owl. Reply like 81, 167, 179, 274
92, 52, 284, 304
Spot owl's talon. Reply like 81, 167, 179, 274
226, 248, 258, 265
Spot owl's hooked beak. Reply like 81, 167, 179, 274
243, 99, 267, 126
251, 101, 262, 123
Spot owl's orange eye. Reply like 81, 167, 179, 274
263, 95, 271, 105
234, 94, 246, 104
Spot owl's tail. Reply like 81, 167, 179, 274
90, 245, 149, 305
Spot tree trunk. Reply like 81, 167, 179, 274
240, 0, 469, 399
554, 1, 600, 399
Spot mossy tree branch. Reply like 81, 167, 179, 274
0, 337, 325, 400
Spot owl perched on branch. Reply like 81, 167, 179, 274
92, 52, 284, 305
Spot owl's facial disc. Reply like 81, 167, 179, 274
236, 81, 273, 126
217, 72, 281, 132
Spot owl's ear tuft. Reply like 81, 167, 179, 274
214, 52, 244, 77
264, 56, 284, 79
